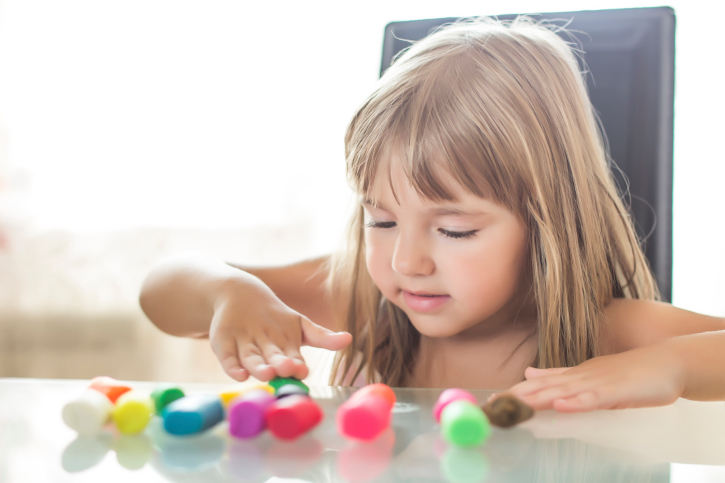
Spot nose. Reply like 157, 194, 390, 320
391, 230, 435, 277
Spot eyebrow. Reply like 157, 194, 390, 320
362, 198, 488, 217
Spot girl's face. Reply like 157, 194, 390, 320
363, 165, 532, 339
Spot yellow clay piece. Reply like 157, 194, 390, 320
112, 391, 154, 435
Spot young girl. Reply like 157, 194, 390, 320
140, 17, 725, 413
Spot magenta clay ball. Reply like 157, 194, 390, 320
433, 388, 477, 423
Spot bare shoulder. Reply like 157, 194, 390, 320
601, 298, 725, 354
227, 255, 337, 331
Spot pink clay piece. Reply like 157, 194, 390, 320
433, 388, 477, 423
337, 395, 392, 441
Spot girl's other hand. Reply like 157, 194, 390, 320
496, 342, 686, 412
208, 279, 352, 382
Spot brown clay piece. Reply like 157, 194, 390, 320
481, 393, 534, 428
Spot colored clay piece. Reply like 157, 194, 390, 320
482, 393, 534, 427
151, 384, 185, 414
265, 394, 322, 440
62, 389, 114, 435
228, 389, 276, 438
275, 384, 309, 399
440, 400, 491, 447
337, 397, 391, 441
89, 376, 132, 404
337, 383, 395, 441
162, 394, 225, 436
220, 384, 274, 408
268, 377, 309, 394
433, 388, 477, 423
352, 383, 396, 407
112, 391, 155, 435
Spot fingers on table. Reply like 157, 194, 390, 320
213, 333, 308, 382
522, 384, 589, 410
237, 342, 276, 381
513, 373, 595, 410
213, 338, 250, 382
258, 333, 308, 380
552, 391, 603, 412
524, 366, 571, 379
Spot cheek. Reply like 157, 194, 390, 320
449, 227, 528, 302
364, 234, 394, 292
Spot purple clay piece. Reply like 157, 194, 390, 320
228, 389, 276, 439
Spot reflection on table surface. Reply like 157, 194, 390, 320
2, 379, 725, 482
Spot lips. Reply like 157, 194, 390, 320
402, 290, 451, 312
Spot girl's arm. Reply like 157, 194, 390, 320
139, 252, 350, 382
614, 300, 725, 401
602, 299, 725, 354
669, 330, 725, 401
226, 257, 338, 333
140, 253, 337, 336
498, 300, 725, 411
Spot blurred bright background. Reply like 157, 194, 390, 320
0, 0, 722, 384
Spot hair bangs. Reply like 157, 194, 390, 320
347, 48, 525, 212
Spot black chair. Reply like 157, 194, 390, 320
381, 7, 675, 301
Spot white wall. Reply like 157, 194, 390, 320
0, 0, 722, 320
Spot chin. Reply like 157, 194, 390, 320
387, 300, 465, 338
407, 318, 461, 339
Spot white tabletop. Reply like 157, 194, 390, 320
1, 378, 725, 482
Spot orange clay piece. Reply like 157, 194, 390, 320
89, 376, 132, 404
351, 383, 396, 406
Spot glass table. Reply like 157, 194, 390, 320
1, 378, 725, 482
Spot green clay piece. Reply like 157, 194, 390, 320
150, 384, 185, 414
268, 377, 309, 394
440, 400, 492, 447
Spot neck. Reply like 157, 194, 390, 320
413, 316, 538, 390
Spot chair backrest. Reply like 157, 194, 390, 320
381, 7, 675, 301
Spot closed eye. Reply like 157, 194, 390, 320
439, 228, 478, 239
365, 221, 396, 229
366, 221, 478, 239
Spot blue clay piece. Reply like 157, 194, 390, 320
162, 394, 224, 436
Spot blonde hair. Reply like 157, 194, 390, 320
328, 17, 659, 387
